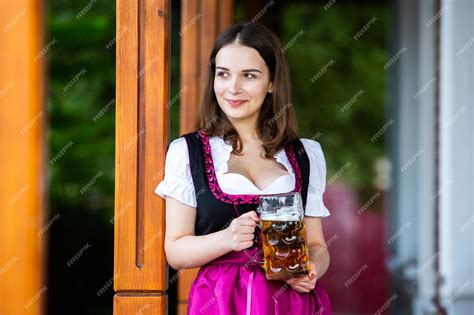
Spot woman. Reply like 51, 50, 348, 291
155, 22, 332, 314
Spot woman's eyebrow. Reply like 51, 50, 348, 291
216, 66, 262, 73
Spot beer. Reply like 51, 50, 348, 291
257, 193, 310, 281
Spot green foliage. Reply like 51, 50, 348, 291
47, 1, 116, 314
48, 0, 116, 215
280, 4, 389, 190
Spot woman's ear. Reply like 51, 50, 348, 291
268, 82, 273, 94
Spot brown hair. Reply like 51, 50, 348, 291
195, 22, 298, 159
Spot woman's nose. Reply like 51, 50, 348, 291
228, 78, 242, 94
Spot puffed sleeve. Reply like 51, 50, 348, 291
300, 139, 331, 218
154, 137, 197, 207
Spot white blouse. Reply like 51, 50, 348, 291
154, 136, 331, 218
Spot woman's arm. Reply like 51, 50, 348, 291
305, 216, 331, 280
164, 196, 259, 270
164, 196, 231, 270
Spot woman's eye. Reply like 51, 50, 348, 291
216, 72, 256, 79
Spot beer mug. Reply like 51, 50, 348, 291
256, 192, 310, 280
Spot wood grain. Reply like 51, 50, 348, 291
177, 1, 233, 313
114, 0, 170, 313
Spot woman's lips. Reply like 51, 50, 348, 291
226, 99, 247, 106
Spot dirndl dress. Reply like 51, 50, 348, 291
182, 129, 332, 315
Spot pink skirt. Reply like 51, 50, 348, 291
187, 245, 332, 315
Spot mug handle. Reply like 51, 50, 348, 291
255, 206, 263, 230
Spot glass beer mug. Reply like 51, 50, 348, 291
256, 192, 310, 280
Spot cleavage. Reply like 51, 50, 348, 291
224, 152, 290, 191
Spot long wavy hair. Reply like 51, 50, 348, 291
195, 22, 298, 158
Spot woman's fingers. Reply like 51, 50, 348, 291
239, 217, 259, 227
238, 233, 255, 242
306, 261, 317, 279
225, 211, 261, 251
287, 276, 317, 292
288, 282, 311, 293
240, 210, 259, 222
232, 225, 255, 234
241, 226, 257, 234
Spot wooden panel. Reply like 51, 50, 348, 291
114, 295, 167, 314
177, 303, 188, 315
218, 0, 234, 32
177, 268, 199, 301
0, 1, 46, 315
114, 0, 170, 310
179, 0, 201, 134
179, 0, 234, 135
177, 0, 234, 312
199, 0, 218, 85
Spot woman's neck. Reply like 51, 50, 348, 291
228, 117, 261, 147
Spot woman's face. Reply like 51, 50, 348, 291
213, 43, 273, 125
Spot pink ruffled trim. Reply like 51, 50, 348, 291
197, 129, 302, 205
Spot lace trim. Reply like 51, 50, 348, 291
197, 129, 302, 205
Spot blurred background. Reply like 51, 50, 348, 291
1, 0, 473, 314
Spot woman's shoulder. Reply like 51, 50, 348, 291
166, 129, 209, 162
166, 136, 189, 164
298, 137, 323, 154
168, 136, 187, 150
297, 137, 326, 167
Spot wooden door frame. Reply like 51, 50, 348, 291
113, 0, 233, 314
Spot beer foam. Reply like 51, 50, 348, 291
258, 205, 303, 221
260, 212, 301, 221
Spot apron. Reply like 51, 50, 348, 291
182, 129, 332, 315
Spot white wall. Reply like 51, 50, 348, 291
392, 0, 474, 314
439, 0, 474, 314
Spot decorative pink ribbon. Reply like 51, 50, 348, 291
246, 268, 255, 315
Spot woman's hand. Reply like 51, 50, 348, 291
224, 211, 260, 252
285, 260, 318, 293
